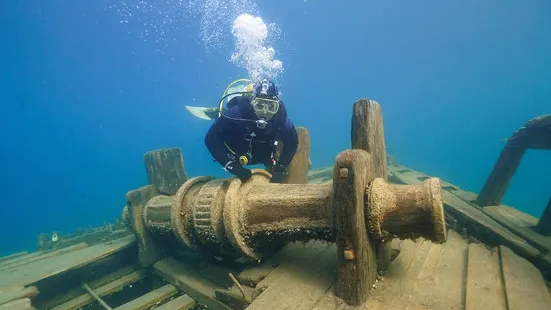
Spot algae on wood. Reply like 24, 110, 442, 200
0, 235, 136, 287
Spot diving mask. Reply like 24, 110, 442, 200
252, 97, 280, 121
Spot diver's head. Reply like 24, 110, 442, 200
252, 79, 280, 121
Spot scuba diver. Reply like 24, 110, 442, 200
186, 78, 298, 183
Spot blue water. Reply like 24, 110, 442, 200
1, 0, 550, 256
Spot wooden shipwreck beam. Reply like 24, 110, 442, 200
123, 99, 448, 307
476, 114, 551, 207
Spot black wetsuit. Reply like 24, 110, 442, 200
205, 95, 298, 169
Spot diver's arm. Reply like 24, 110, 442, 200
205, 118, 232, 167
276, 115, 299, 168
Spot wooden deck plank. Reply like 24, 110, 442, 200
403, 241, 445, 310
154, 258, 232, 310
0, 252, 45, 269
310, 284, 346, 310
51, 269, 146, 310
425, 230, 468, 310
0, 235, 136, 288
0, 286, 39, 306
500, 245, 551, 310
246, 241, 337, 310
0, 252, 28, 264
491, 204, 538, 228
388, 165, 541, 260
361, 239, 423, 309
482, 206, 551, 252
378, 240, 434, 310
0, 298, 35, 310
114, 284, 179, 310
154, 294, 195, 310
465, 243, 507, 310
40, 265, 136, 310
0, 243, 88, 272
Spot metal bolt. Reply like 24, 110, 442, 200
344, 248, 355, 260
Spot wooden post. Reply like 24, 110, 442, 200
476, 142, 526, 207
333, 149, 377, 306
351, 98, 393, 271
283, 127, 311, 184
535, 197, 551, 236
126, 185, 163, 267
351, 99, 388, 179
144, 148, 188, 196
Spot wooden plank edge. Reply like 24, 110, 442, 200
0, 242, 89, 273
0, 287, 39, 306
114, 283, 179, 310
155, 294, 196, 310
0, 298, 35, 310
153, 258, 233, 310
39, 265, 136, 309
50, 269, 147, 310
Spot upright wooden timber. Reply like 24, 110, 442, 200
283, 126, 310, 184
476, 114, 551, 207
333, 149, 377, 306
144, 147, 188, 196
351, 99, 388, 179
536, 197, 551, 236
475, 142, 525, 207
351, 99, 394, 272
126, 185, 163, 267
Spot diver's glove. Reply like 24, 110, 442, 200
225, 161, 252, 182
270, 163, 288, 183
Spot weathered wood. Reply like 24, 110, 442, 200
0, 242, 88, 272
351, 99, 393, 273
536, 197, 551, 236
0, 252, 44, 269
126, 185, 163, 267
362, 238, 422, 309
39, 228, 132, 252
144, 148, 188, 196
114, 284, 179, 310
333, 149, 377, 306
465, 243, 507, 310
153, 258, 232, 310
0, 235, 135, 288
51, 269, 146, 310
500, 245, 551, 310
475, 142, 525, 206
40, 266, 135, 310
366, 178, 447, 243
0, 287, 39, 306
283, 126, 310, 184
424, 230, 468, 310
378, 239, 433, 310
0, 252, 27, 264
486, 204, 538, 228
351, 99, 388, 179
389, 165, 542, 266
154, 294, 195, 310
482, 205, 551, 253
0, 298, 35, 310
508, 114, 551, 150
246, 241, 336, 310
405, 241, 445, 309
143, 195, 173, 233
214, 285, 256, 310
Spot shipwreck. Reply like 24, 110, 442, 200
0, 101, 549, 310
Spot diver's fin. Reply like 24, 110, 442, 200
185, 106, 219, 120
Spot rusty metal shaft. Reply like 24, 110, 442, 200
140, 166, 446, 261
